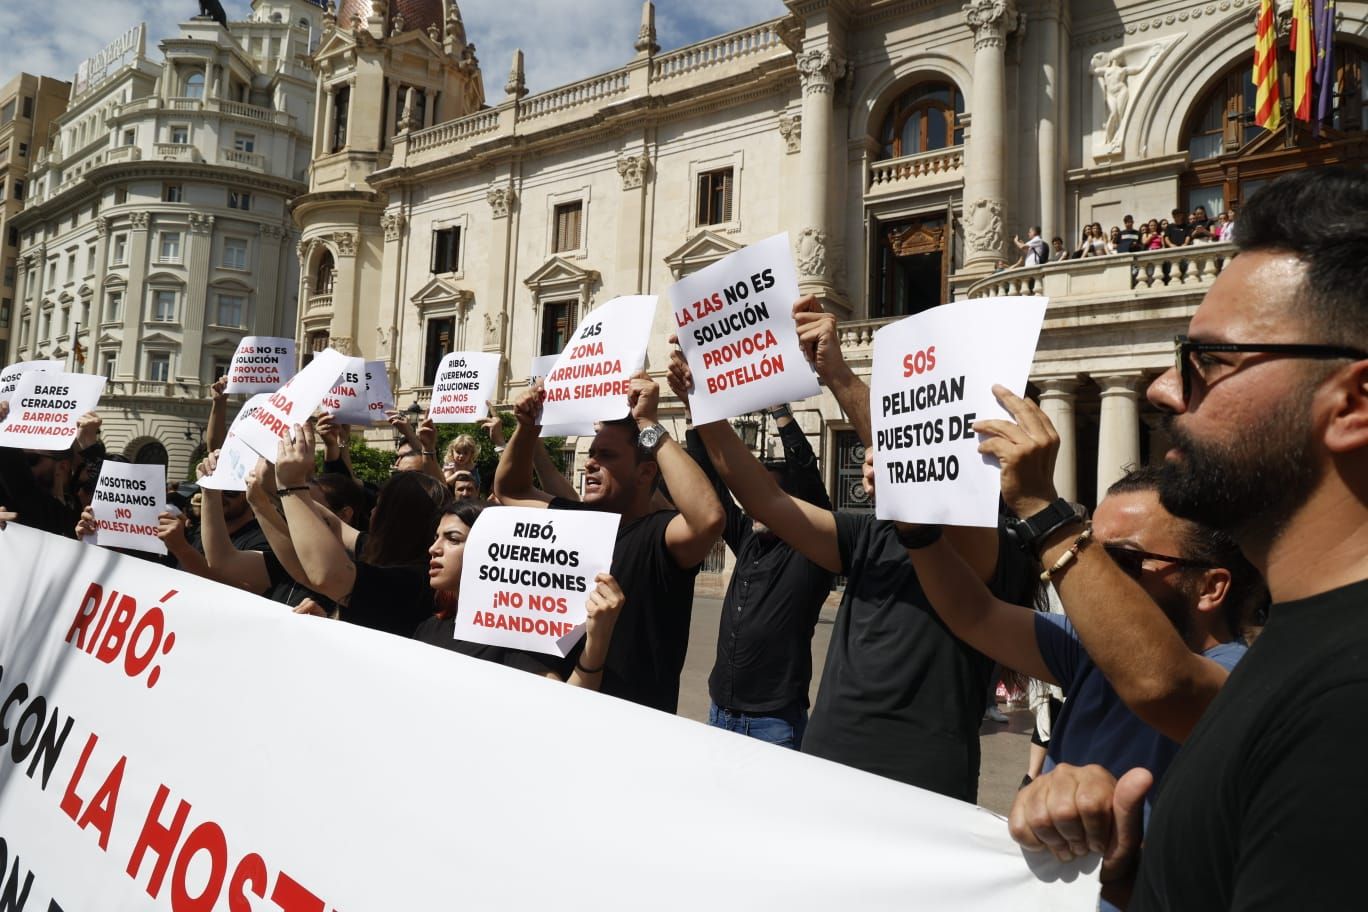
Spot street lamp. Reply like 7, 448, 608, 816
405, 400, 424, 421
731, 414, 760, 451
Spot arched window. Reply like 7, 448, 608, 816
316, 250, 335, 294
877, 81, 964, 160
184, 71, 205, 100
1182, 40, 1366, 214
133, 440, 169, 467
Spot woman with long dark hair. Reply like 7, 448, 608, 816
419, 500, 625, 688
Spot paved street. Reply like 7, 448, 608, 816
677, 595, 1034, 818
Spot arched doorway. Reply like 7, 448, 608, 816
131, 439, 169, 468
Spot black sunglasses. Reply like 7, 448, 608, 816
1174, 334, 1368, 403
1103, 544, 1213, 580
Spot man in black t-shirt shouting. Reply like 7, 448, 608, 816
493, 372, 724, 713
679, 299, 1033, 801
1008, 168, 1368, 911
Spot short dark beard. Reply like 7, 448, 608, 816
1156, 394, 1319, 540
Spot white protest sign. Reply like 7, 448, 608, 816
668, 233, 819, 423
0, 524, 1099, 912
540, 295, 656, 428
0, 359, 63, 404
319, 356, 370, 424
364, 359, 396, 422
0, 370, 106, 451
530, 354, 594, 438
454, 506, 620, 657
198, 432, 264, 491
429, 351, 500, 424
223, 335, 297, 394
90, 461, 167, 555
231, 349, 347, 462
872, 296, 1048, 527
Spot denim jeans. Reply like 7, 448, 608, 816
708, 701, 808, 750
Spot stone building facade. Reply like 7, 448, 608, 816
296, 0, 1365, 512
9, 0, 324, 476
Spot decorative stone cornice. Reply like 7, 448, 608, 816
963, 0, 1020, 51
615, 152, 650, 190
129, 212, 150, 231
486, 184, 516, 219
796, 48, 847, 96
381, 211, 407, 241
778, 113, 802, 154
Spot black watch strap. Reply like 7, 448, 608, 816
1008, 498, 1084, 554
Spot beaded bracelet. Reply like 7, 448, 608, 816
1039, 523, 1094, 583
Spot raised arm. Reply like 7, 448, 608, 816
485, 407, 577, 503
275, 426, 358, 603
197, 453, 272, 594
980, 387, 1232, 742
206, 376, 229, 452
316, 412, 354, 477
565, 573, 624, 690
793, 296, 872, 447
629, 372, 724, 569
861, 451, 1052, 682
773, 405, 832, 511
670, 350, 840, 573
492, 386, 555, 508
244, 457, 316, 588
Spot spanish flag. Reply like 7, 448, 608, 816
1292, 0, 1316, 121
1254, 0, 1281, 131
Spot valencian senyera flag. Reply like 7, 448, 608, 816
1254, 0, 1282, 131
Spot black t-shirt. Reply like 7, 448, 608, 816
413, 614, 573, 677
342, 561, 435, 637
1164, 222, 1191, 247
800, 514, 1030, 801
549, 498, 700, 713
1130, 579, 1368, 911
1116, 228, 1142, 253
183, 518, 323, 608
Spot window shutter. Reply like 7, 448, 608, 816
721, 170, 734, 223
430, 229, 441, 273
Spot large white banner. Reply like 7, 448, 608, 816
871, 296, 1048, 527
454, 506, 620, 656
0, 526, 1099, 911
667, 233, 819, 423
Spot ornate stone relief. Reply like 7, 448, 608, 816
964, 197, 1005, 256
188, 213, 215, 234
796, 49, 847, 96
333, 231, 357, 257
794, 227, 828, 278
330, 336, 358, 355
1089, 40, 1168, 156
381, 211, 407, 241
963, 0, 1020, 49
616, 152, 650, 190
129, 212, 150, 231
487, 185, 516, 219
778, 114, 802, 154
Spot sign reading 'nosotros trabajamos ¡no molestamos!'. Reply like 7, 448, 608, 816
871, 296, 1048, 528
667, 233, 819, 424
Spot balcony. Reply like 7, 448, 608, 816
102, 379, 209, 399
306, 292, 332, 313
105, 146, 142, 164
154, 143, 201, 163
965, 242, 1233, 302
867, 147, 964, 197
221, 147, 266, 172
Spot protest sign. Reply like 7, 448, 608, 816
0, 359, 63, 404
429, 351, 500, 424
320, 356, 371, 424
197, 396, 271, 492
0, 370, 106, 451
90, 461, 167, 555
539, 295, 656, 428
0, 523, 1099, 912
454, 506, 619, 656
667, 233, 819, 423
364, 359, 396, 420
871, 296, 1048, 527
530, 354, 595, 438
231, 349, 347, 462
223, 336, 296, 394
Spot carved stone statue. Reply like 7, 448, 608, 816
794, 227, 827, 278
198, 0, 228, 28
1090, 43, 1163, 151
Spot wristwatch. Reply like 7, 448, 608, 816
767, 403, 792, 419
1006, 498, 1086, 554
637, 423, 668, 453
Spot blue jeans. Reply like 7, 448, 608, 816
708, 701, 807, 750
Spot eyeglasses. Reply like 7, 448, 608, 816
1103, 544, 1213, 580
1174, 334, 1368, 403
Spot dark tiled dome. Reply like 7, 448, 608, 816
336, 0, 445, 36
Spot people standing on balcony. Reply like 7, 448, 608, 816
1116, 215, 1143, 253
1106, 226, 1124, 255
1013, 226, 1050, 267
1142, 219, 1164, 251
1050, 236, 1069, 261
1163, 209, 1192, 247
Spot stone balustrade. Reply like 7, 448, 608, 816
221, 147, 266, 171
867, 147, 964, 193
154, 142, 201, 163
407, 109, 500, 153
521, 70, 631, 120
652, 21, 786, 80
966, 242, 1234, 300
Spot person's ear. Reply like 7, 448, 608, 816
1194, 567, 1232, 616
1323, 360, 1368, 455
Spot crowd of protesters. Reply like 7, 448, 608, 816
2, 168, 1366, 908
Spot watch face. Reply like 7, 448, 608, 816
639, 426, 661, 449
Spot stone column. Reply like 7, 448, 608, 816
180, 213, 214, 381
1035, 0, 1064, 241
323, 85, 337, 154
1096, 373, 1143, 502
962, 0, 1019, 271
614, 149, 650, 293
119, 216, 150, 380
794, 46, 845, 303
311, 76, 326, 158
1036, 376, 1079, 502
